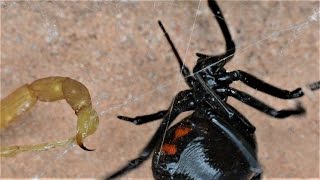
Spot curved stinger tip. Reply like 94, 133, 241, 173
76, 134, 95, 151
79, 142, 95, 151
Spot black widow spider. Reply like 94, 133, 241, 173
106, 0, 320, 179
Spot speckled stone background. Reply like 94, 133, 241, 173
1, 1, 319, 179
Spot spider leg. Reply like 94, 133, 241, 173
219, 87, 305, 118
117, 110, 167, 125
208, 0, 235, 56
193, 0, 236, 72
309, 81, 320, 91
218, 70, 320, 99
106, 90, 195, 179
117, 88, 198, 125
158, 21, 195, 87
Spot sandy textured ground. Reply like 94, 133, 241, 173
1, 1, 319, 179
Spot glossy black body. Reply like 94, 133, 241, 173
106, 0, 320, 179
152, 107, 257, 179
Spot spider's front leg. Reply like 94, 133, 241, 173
218, 70, 320, 99
106, 90, 195, 179
218, 87, 305, 118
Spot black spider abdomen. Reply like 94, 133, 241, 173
152, 114, 257, 180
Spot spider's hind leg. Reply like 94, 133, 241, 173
118, 110, 167, 125
106, 90, 195, 179
117, 89, 195, 125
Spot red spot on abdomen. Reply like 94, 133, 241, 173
161, 127, 191, 155
161, 143, 177, 155
174, 127, 192, 141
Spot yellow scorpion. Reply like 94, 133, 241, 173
0, 77, 99, 157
